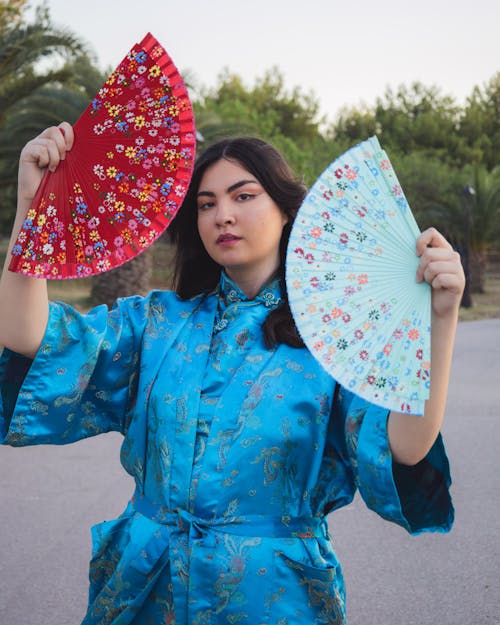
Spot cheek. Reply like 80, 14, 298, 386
266, 211, 288, 239
255, 206, 287, 230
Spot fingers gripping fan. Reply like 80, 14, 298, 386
286, 137, 431, 415
9, 33, 195, 279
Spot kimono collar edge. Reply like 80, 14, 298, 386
217, 271, 283, 313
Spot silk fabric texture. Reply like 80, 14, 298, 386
0, 273, 453, 624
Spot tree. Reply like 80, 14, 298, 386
331, 82, 469, 167
0, 4, 91, 232
203, 67, 324, 142
399, 159, 500, 294
0, 5, 87, 125
0, 0, 26, 31
375, 83, 461, 157
463, 165, 500, 292
195, 67, 343, 185
0, 4, 154, 306
459, 72, 500, 170
390, 150, 463, 237
90, 251, 154, 308
330, 104, 378, 147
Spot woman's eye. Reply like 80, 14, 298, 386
237, 192, 253, 201
197, 201, 214, 211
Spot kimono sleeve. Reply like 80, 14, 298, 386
0, 296, 147, 447
338, 387, 454, 535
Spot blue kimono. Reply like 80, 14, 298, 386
0, 273, 453, 624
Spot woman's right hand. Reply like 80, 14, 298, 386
0, 122, 74, 356
17, 121, 74, 210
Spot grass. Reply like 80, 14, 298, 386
1, 239, 500, 320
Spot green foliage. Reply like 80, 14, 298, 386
0, 0, 27, 31
202, 67, 324, 141
0, 5, 89, 120
0, 3, 102, 232
194, 67, 343, 185
331, 82, 466, 167
376, 83, 461, 157
459, 73, 500, 170
390, 150, 463, 238
330, 77, 500, 175
328, 75, 500, 257
465, 165, 500, 252
333, 105, 379, 146
193, 66, 500, 255
0, 1, 498, 264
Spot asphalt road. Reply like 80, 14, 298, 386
0, 318, 499, 625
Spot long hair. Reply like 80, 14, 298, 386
169, 137, 306, 348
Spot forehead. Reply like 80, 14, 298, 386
199, 158, 256, 192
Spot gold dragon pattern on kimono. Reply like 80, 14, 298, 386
0, 272, 453, 624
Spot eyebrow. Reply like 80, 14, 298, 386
196, 179, 259, 199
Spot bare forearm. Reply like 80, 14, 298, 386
0, 209, 48, 358
0, 124, 74, 357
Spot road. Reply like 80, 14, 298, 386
0, 319, 499, 625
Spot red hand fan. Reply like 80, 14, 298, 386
9, 33, 196, 279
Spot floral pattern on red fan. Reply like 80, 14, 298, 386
10, 33, 195, 279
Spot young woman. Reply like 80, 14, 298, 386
0, 123, 465, 624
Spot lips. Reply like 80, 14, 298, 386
216, 233, 242, 244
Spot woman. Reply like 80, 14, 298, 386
0, 123, 465, 624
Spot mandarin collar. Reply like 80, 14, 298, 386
218, 271, 283, 312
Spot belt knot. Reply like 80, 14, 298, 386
130, 490, 328, 540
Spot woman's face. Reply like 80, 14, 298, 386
196, 158, 288, 297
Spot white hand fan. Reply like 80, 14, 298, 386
286, 136, 431, 415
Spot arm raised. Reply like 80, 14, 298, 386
388, 227, 466, 465
0, 122, 74, 358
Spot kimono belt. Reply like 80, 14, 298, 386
128, 490, 330, 621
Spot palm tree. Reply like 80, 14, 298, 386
466, 165, 500, 292
421, 164, 500, 296
0, 5, 91, 232
0, 7, 88, 123
0, 52, 105, 162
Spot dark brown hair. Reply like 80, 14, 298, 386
169, 137, 306, 349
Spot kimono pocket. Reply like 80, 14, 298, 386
88, 513, 172, 615
89, 515, 134, 602
268, 545, 346, 625
125, 514, 171, 579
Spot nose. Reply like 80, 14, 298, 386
215, 200, 236, 226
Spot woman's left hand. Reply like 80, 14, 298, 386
416, 227, 466, 319
389, 227, 465, 465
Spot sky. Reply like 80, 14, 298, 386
31, 0, 500, 123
